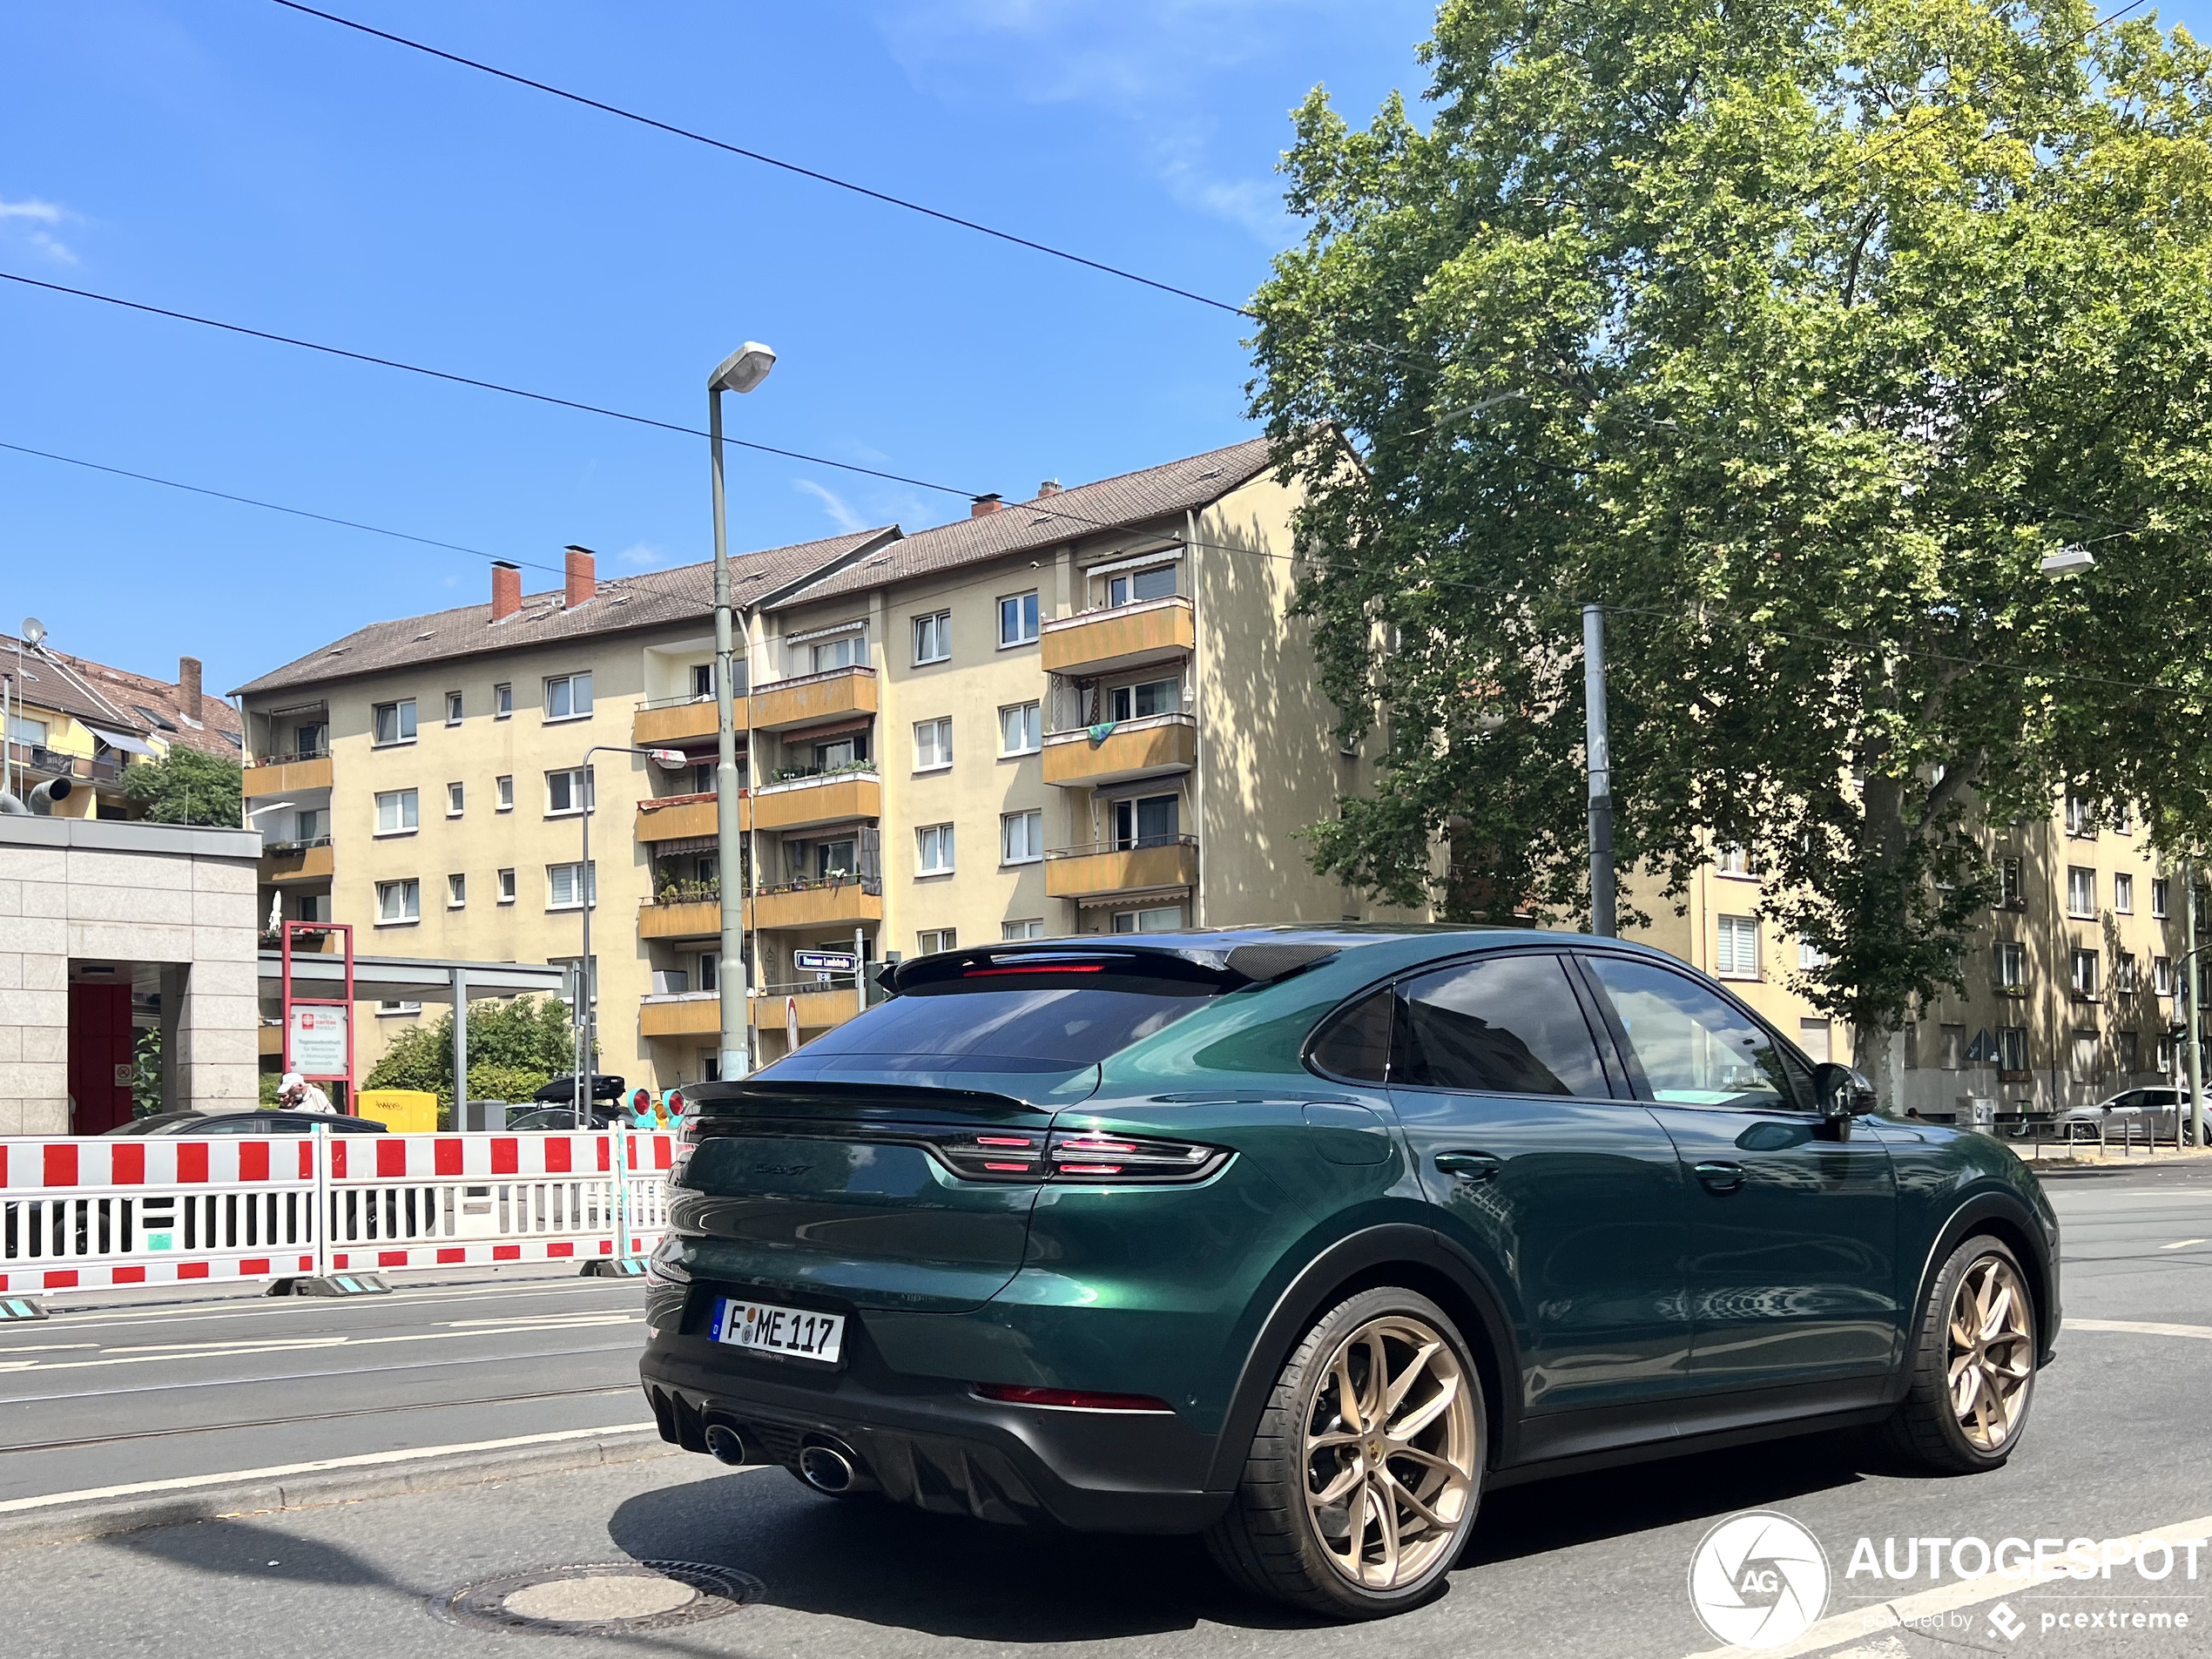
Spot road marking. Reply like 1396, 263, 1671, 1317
3, 1277, 632, 1340
1679, 1510, 2212, 1659
2162, 1238, 2208, 1250
0, 1340, 641, 1406
0, 1420, 661, 1514
0, 1314, 641, 1376
2069, 1317, 2212, 1339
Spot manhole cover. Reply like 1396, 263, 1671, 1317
430, 1561, 763, 1635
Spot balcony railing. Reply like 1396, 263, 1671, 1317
1044, 835, 1198, 900
244, 752, 334, 798
1042, 712, 1197, 788
1041, 594, 1195, 675
5, 743, 123, 784
752, 767, 881, 833
752, 874, 885, 931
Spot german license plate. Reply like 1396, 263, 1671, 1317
711, 1298, 845, 1365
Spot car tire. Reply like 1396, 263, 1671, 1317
1885, 1234, 2038, 1474
1204, 1286, 1486, 1619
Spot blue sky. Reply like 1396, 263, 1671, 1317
0, 0, 1435, 696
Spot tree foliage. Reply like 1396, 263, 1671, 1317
123, 746, 243, 826
363, 997, 582, 1110
1251, 0, 2212, 1075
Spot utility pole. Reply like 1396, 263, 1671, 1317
2190, 858, 2207, 1150
1582, 604, 1616, 936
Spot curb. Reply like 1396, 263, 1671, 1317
0, 1425, 679, 1552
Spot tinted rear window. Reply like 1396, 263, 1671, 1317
790, 983, 1219, 1072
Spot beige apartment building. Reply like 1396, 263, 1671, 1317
238, 436, 1412, 1093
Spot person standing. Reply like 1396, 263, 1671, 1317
276, 1070, 337, 1114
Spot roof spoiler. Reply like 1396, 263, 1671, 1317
886, 941, 1339, 996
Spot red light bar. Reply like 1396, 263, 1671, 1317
974, 1136, 1035, 1147
963, 964, 1105, 977
974, 1383, 1174, 1413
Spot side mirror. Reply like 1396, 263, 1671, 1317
1814, 1062, 1878, 1120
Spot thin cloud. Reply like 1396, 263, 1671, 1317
795, 478, 867, 533
0, 195, 78, 262
617, 542, 666, 570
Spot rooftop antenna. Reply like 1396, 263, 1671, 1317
8, 617, 42, 801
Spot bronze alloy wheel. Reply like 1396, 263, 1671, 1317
1948, 1251, 2035, 1452
1303, 1313, 1480, 1592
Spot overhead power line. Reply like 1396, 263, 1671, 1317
263, 0, 1255, 320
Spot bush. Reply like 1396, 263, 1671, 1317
364, 995, 583, 1110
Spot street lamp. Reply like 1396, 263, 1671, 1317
709, 341, 775, 1083
570, 744, 688, 1120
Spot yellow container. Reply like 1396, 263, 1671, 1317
357, 1089, 438, 1134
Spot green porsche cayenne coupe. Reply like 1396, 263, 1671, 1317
639, 927, 2060, 1618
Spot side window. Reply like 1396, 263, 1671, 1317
1308, 988, 1393, 1082
1392, 954, 1608, 1096
1583, 955, 1796, 1110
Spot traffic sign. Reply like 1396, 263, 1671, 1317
795, 950, 858, 973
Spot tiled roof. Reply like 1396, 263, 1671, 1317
234, 528, 898, 698
0, 635, 152, 738
773, 435, 1276, 608
54, 653, 243, 757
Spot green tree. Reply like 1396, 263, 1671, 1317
1251, 0, 2212, 1090
123, 746, 243, 826
363, 996, 586, 1114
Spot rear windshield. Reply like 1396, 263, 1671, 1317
788, 983, 1220, 1073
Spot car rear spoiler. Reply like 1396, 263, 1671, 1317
883, 941, 1341, 996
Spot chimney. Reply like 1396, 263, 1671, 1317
1036, 480, 1062, 497
179, 655, 202, 712
564, 544, 597, 608
491, 561, 523, 621
970, 494, 1004, 517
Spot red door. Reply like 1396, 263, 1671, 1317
69, 982, 136, 1135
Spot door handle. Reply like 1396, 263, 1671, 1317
1433, 1150, 1503, 1183
1694, 1160, 1745, 1193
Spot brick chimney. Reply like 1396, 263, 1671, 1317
178, 655, 202, 712
1036, 480, 1062, 497
971, 494, 1004, 517
491, 560, 523, 621
564, 544, 597, 608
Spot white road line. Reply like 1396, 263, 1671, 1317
0, 1420, 661, 1514
0, 1314, 642, 1376
2069, 1317, 2212, 1339
1679, 1511, 2212, 1659
6, 1278, 632, 1339
2161, 1238, 2209, 1250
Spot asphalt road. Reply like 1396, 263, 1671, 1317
0, 1268, 650, 1502
6, 1164, 2212, 1659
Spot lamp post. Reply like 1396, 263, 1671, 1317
708, 342, 776, 1083
570, 744, 687, 1120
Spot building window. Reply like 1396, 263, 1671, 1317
2071, 948, 2101, 998
293, 719, 328, 758
914, 718, 954, 772
2112, 803, 2134, 834
918, 928, 958, 955
1716, 843, 1754, 878
543, 671, 594, 720
5, 713, 50, 745
1995, 940, 2026, 989
695, 951, 718, 994
2154, 877, 2171, 919
1108, 563, 1177, 607
1001, 809, 1043, 865
548, 860, 597, 910
2156, 955, 2175, 996
377, 999, 422, 1016
1797, 1018, 1832, 1062
1002, 920, 1044, 941
447, 781, 464, 817
550, 955, 597, 1007
2071, 1028, 2101, 1082
497, 867, 516, 904
999, 702, 1041, 756
913, 611, 952, 665
1936, 1023, 1964, 1069
916, 823, 955, 876
1995, 857, 2024, 908
445, 691, 463, 725
2115, 952, 2139, 994
447, 873, 466, 908
1108, 678, 1182, 721
2118, 1029, 2141, 1073
494, 683, 512, 718
2067, 866, 2096, 918
998, 590, 1040, 647
2066, 795, 2095, 836
1111, 905, 1184, 934
374, 788, 419, 834
1797, 935, 1828, 971
375, 879, 420, 924
811, 632, 864, 673
1715, 914, 1760, 980
1113, 792, 1180, 850
546, 767, 595, 815
691, 662, 715, 699
496, 774, 514, 812
2115, 872, 2135, 914
2000, 1026, 2027, 1074
371, 699, 416, 745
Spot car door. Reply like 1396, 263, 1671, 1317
1385, 950, 1693, 1420
1577, 953, 1899, 1393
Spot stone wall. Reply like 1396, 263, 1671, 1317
0, 816, 261, 1134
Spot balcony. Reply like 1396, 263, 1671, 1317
752, 768, 880, 833
245, 752, 333, 799
750, 665, 878, 734
636, 792, 739, 843
1043, 714, 1197, 788
638, 992, 723, 1039
639, 896, 721, 941
7, 742, 124, 786
752, 876, 884, 932
1042, 595, 1195, 677
260, 838, 334, 884
1045, 836, 1198, 900
751, 982, 865, 1032
632, 696, 722, 748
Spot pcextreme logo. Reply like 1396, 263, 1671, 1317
1688, 1511, 1831, 1650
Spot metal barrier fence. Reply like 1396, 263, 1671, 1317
0, 1129, 674, 1296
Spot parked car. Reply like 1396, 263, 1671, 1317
2055, 1086, 2203, 1143
532, 1074, 627, 1104
107, 1110, 389, 1135
640, 927, 2060, 1619
502, 1104, 621, 1130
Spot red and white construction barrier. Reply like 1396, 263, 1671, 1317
0, 1129, 675, 1296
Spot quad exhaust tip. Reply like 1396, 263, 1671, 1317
702, 1422, 749, 1467
798, 1443, 858, 1493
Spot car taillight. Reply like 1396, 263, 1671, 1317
974, 1383, 1175, 1413
929, 1130, 1228, 1184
